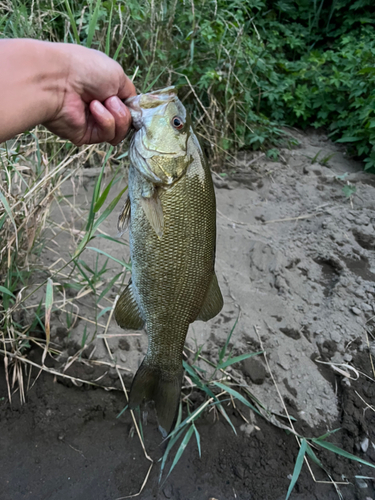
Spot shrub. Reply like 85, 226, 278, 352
1, 0, 374, 169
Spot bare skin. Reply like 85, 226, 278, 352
0, 39, 136, 145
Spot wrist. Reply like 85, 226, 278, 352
31, 40, 71, 123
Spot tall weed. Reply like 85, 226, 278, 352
1, 0, 374, 168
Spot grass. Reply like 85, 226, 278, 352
158, 334, 264, 483
2, 1, 375, 167
0, 0, 296, 169
307, 150, 336, 167
0, 131, 131, 402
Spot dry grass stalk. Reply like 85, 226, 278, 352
1, 127, 130, 402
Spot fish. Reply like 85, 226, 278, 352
115, 87, 223, 436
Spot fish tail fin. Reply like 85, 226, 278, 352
129, 360, 183, 437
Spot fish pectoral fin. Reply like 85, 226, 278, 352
114, 282, 145, 330
195, 273, 224, 322
129, 360, 183, 437
140, 192, 164, 238
117, 196, 131, 236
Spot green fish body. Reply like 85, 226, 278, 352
115, 87, 223, 435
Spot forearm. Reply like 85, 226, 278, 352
0, 39, 67, 142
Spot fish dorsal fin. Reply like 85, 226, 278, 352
117, 196, 131, 236
114, 281, 145, 330
140, 191, 164, 238
195, 273, 224, 322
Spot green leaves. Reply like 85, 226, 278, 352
74, 147, 127, 259
284, 430, 375, 500
64, 0, 80, 44
4, 0, 375, 170
159, 402, 203, 484
336, 136, 362, 143
285, 438, 307, 500
216, 351, 263, 371
86, 0, 101, 49
0, 286, 15, 298
86, 247, 131, 270
311, 438, 375, 469
213, 382, 262, 417
342, 184, 357, 198
165, 425, 195, 481
160, 316, 263, 483
64, 0, 104, 48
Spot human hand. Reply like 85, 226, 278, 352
44, 44, 136, 146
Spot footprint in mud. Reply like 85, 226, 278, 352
314, 256, 343, 297
342, 254, 375, 282
352, 226, 375, 251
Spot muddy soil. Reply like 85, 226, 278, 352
1, 129, 375, 499
1, 350, 374, 500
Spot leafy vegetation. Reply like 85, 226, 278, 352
0, 131, 130, 403
1, 0, 375, 168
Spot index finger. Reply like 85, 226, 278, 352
117, 73, 137, 101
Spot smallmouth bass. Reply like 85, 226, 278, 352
115, 87, 223, 435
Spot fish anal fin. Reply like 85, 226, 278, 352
117, 196, 131, 236
114, 282, 145, 330
196, 273, 224, 322
128, 360, 182, 437
140, 192, 164, 238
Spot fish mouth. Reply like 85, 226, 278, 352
125, 86, 177, 108
124, 95, 142, 130
125, 87, 178, 130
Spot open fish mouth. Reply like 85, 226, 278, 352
125, 87, 177, 130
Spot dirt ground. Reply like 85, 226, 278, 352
1, 129, 375, 500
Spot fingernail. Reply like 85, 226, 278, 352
110, 96, 123, 112
92, 100, 103, 115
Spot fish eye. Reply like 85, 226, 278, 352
171, 116, 184, 130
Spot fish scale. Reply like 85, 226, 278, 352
130, 159, 215, 360
115, 87, 223, 435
